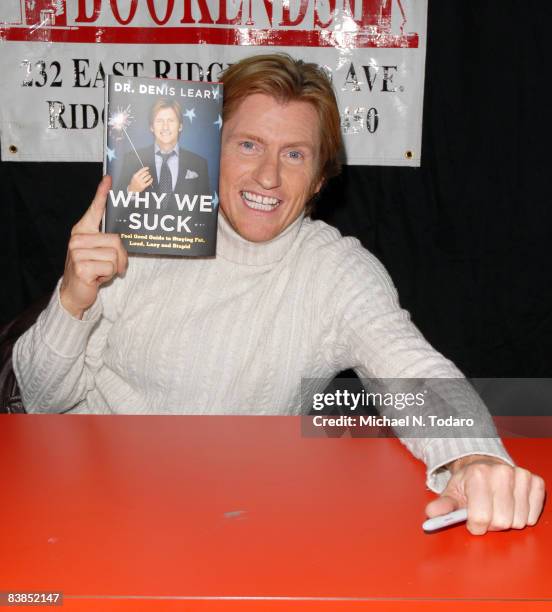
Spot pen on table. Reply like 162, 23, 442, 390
422, 508, 468, 532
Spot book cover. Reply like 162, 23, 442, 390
103, 75, 222, 256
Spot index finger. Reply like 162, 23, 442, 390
72, 175, 112, 234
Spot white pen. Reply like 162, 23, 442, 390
422, 508, 468, 532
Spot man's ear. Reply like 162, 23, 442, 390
313, 177, 324, 196
150, 125, 154, 134
179, 123, 183, 132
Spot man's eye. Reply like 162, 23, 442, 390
240, 141, 256, 151
287, 150, 304, 161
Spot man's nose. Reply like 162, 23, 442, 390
253, 151, 281, 190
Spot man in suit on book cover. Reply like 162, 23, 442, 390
116, 98, 210, 208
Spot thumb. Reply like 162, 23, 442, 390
425, 494, 461, 519
74, 175, 112, 233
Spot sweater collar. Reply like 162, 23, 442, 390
216, 210, 304, 265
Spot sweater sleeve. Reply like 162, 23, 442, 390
13, 281, 111, 413
323, 241, 513, 493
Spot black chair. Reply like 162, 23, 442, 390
0, 294, 51, 413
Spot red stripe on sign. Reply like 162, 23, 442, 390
0, 25, 419, 48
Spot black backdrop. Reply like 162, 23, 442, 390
2, 1, 551, 377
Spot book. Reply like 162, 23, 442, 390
103, 74, 222, 256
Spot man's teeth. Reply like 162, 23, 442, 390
242, 191, 280, 211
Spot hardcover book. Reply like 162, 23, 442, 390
103, 74, 222, 256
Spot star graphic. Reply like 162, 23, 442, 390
106, 146, 116, 162
212, 191, 219, 207
184, 108, 196, 123
211, 86, 220, 100
214, 114, 223, 130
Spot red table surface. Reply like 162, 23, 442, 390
0, 415, 550, 610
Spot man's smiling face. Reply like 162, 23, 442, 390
219, 93, 322, 243
150, 106, 182, 152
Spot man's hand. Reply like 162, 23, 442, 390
425, 455, 545, 535
127, 167, 153, 193
60, 176, 128, 319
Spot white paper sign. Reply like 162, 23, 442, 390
0, 0, 427, 165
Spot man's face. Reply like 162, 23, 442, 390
150, 106, 182, 152
220, 93, 322, 243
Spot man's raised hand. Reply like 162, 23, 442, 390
127, 166, 153, 193
60, 176, 128, 319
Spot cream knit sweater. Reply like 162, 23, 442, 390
13, 213, 511, 491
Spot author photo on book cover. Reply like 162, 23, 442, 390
13, 53, 546, 536
114, 98, 210, 212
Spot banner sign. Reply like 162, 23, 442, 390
0, 1, 427, 166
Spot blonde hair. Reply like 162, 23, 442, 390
149, 98, 183, 127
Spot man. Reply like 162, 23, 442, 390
115, 98, 210, 208
13, 54, 545, 535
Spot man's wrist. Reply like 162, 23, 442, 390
447, 454, 509, 475
59, 285, 86, 320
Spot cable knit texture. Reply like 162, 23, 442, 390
13, 214, 512, 492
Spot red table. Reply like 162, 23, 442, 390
0, 416, 550, 610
